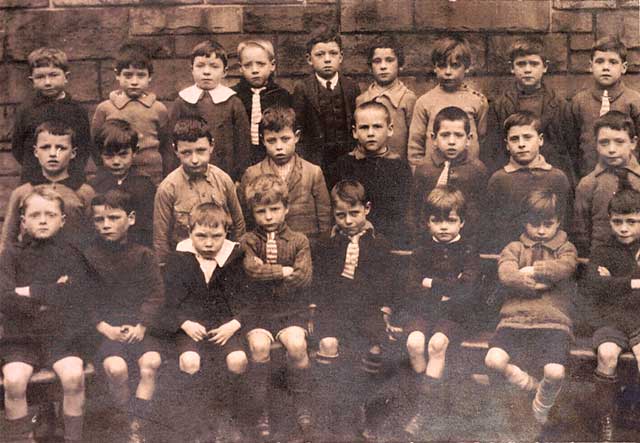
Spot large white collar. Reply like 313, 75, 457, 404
178, 84, 236, 105
176, 238, 237, 267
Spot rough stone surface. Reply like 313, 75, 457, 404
275, 34, 312, 76
0, 0, 48, 8
569, 51, 592, 74
552, 10, 592, 33
0, 175, 20, 219
0, 152, 19, 176
0, 63, 30, 104
596, 11, 640, 48
628, 50, 640, 73
54, 0, 201, 5
571, 34, 595, 50
487, 34, 568, 74
620, 0, 640, 8
243, 5, 336, 33
341, 0, 413, 32
553, 0, 616, 9
66, 62, 101, 102
130, 6, 242, 35
0, 105, 15, 143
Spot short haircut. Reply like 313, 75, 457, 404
190, 40, 228, 68
28, 47, 69, 74
591, 35, 627, 62
594, 110, 637, 140
503, 110, 542, 135
20, 185, 65, 216
244, 174, 289, 209
34, 120, 77, 148
237, 39, 275, 62
424, 185, 467, 221
431, 35, 472, 69
115, 42, 154, 75
91, 189, 135, 214
331, 179, 368, 207
354, 101, 391, 125
188, 201, 232, 231
172, 117, 213, 146
306, 27, 342, 54
508, 37, 546, 63
522, 190, 564, 224
433, 106, 471, 135
260, 106, 296, 135
95, 119, 139, 154
367, 35, 405, 67
608, 189, 640, 215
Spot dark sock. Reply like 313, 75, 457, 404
247, 361, 271, 417
4, 414, 35, 438
595, 370, 619, 415
63, 414, 84, 442
131, 397, 152, 420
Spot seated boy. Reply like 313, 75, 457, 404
90, 119, 156, 247
163, 202, 250, 442
240, 106, 331, 240
154, 117, 245, 265
0, 186, 90, 442
86, 189, 164, 442
583, 189, 640, 441
1, 120, 95, 252
574, 111, 640, 256
402, 186, 481, 437
91, 43, 170, 184
240, 174, 313, 440
485, 190, 577, 427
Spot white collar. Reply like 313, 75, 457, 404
432, 234, 461, 244
176, 238, 237, 267
178, 84, 237, 105
315, 73, 339, 90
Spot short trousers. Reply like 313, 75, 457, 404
593, 325, 640, 350
490, 327, 571, 368
314, 307, 387, 348
244, 309, 308, 343
1, 337, 84, 369
96, 334, 163, 364
404, 316, 461, 343
176, 332, 244, 359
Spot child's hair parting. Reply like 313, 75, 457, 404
330, 179, 369, 207
431, 35, 472, 69
34, 120, 77, 148
28, 47, 69, 74
503, 110, 542, 135
20, 185, 65, 216
424, 185, 467, 221
508, 37, 546, 63
91, 189, 135, 215
306, 26, 342, 54
245, 174, 289, 209
260, 106, 296, 135
354, 101, 391, 125
522, 190, 564, 225
594, 110, 637, 140
189, 201, 232, 232
115, 42, 154, 75
433, 106, 471, 135
608, 189, 640, 215
237, 39, 276, 62
173, 117, 213, 146
591, 35, 627, 62
95, 119, 139, 155
191, 40, 228, 68
367, 35, 405, 67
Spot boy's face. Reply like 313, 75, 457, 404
352, 107, 393, 154
116, 67, 151, 99
333, 198, 370, 236
190, 223, 227, 260
33, 131, 76, 177
370, 48, 399, 87
525, 217, 560, 243
252, 201, 288, 233
101, 148, 134, 178
609, 211, 640, 245
263, 127, 299, 166
175, 137, 212, 177
432, 119, 470, 160
506, 124, 543, 166
21, 195, 65, 240
92, 205, 135, 244
307, 41, 343, 80
30, 65, 68, 99
591, 50, 627, 88
427, 210, 464, 243
434, 58, 468, 92
192, 54, 226, 90
511, 54, 547, 91
596, 127, 637, 168
240, 46, 275, 88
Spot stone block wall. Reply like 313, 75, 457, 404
0, 0, 639, 222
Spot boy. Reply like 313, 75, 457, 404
408, 35, 488, 168
163, 202, 249, 442
334, 101, 412, 248
583, 189, 640, 441
12, 47, 93, 184
486, 111, 571, 253
486, 37, 576, 184
86, 189, 164, 442
356, 35, 417, 162
91, 43, 170, 185
292, 27, 360, 184
154, 117, 245, 266
0, 187, 90, 443
232, 39, 292, 165
240, 106, 331, 239
412, 106, 488, 240
569, 35, 640, 178
90, 119, 156, 247
574, 111, 640, 256
1, 120, 95, 252
402, 186, 481, 437
485, 190, 577, 428
240, 174, 313, 440
169, 40, 250, 182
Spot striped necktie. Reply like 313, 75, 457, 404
341, 231, 366, 279
266, 231, 278, 264
251, 87, 265, 145
600, 90, 610, 117
436, 160, 450, 187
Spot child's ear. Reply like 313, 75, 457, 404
387, 122, 394, 136
127, 210, 136, 227
538, 133, 544, 147
306, 53, 312, 66
293, 130, 301, 143
70, 147, 77, 160
430, 131, 437, 140
622, 61, 628, 75
60, 213, 66, 226
632, 136, 638, 151
364, 201, 372, 215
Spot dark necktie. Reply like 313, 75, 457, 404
326, 80, 332, 91
532, 243, 545, 263
611, 167, 631, 192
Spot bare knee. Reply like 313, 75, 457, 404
406, 331, 426, 357
179, 352, 201, 375
139, 352, 162, 377
226, 351, 248, 375
485, 348, 510, 373
103, 357, 128, 382
2, 364, 32, 400
248, 334, 272, 363
428, 333, 450, 357
598, 343, 623, 372
544, 363, 565, 382
55, 360, 85, 394
280, 328, 308, 362
318, 337, 339, 358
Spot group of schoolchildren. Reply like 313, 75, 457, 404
1, 25, 640, 443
